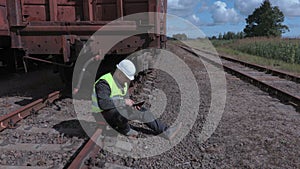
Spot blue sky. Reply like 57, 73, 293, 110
167, 0, 300, 38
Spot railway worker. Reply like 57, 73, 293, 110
91, 59, 181, 140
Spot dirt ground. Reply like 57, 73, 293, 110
93, 43, 300, 168
0, 67, 63, 115
0, 44, 299, 168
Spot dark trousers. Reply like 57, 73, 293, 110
101, 107, 168, 135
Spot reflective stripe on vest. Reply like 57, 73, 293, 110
91, 73, 128, 112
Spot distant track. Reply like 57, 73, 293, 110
197, 48, 300, 83
179, 45, 300, 108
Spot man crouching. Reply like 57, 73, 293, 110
91, 59, 181, 140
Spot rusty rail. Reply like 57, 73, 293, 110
0, 91, 61, 132
179, 45, 300, 108
225, 65, 300, 107
192, 47, 300, 83
0, 90, 104, 168
67, 129, 103, 169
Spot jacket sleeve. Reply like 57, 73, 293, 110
95, 80, 126, 110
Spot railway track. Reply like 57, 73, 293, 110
0, 91, 60, 132
2, 43, 292, 168
179, 45, 300, 109
0, 91, 105, 168
0, 67, 156, 169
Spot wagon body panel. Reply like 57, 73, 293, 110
0, 0, 9, 36
0, 0, 167, 66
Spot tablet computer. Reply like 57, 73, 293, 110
132, 101, 145, 107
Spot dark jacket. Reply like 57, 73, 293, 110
95, 79, 127, 111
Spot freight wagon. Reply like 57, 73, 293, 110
0, 0, 167, 78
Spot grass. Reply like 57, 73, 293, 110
227, 38, 300, 64
216, 46, 300, 75
178, 38, 300, 75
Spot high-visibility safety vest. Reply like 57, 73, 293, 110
91, 73, 128, 112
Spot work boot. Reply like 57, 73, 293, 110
161, 122, 182, 141
124, 128, 139, 137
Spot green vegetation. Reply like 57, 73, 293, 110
244, 0, 289, 37
210, 32, 245, 40
210, 38, 300, 74
235, 39, 299, 64
217, 38, 300, 64
217, 46, 300, 74
170, 38, 300, 74
185, 1, 299, 74
209, 1, 289, 40
172, 33, 188, 40
211, 39, 236, 47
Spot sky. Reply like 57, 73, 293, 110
167, 0, 300, 38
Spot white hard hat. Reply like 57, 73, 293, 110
117, 59, 136, 80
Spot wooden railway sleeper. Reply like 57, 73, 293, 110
53, 101, 61, 111
0, 122, 6, 128
30, 108, 37, 115
45, 99, 61, 111
8, 119, 17, 129
45, 100, 52, 107
0, 119, 18, 130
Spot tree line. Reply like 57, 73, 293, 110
171, 33, 188, 40
210, 32, 245, 40
209, 0, 289, 40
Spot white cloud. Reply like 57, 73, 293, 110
199, 1, 210, 13
212, 1, 242, 24
234, 0, 261, 15
235, 0, 300, 17
272, 0, 300, 17
186, 14, 206, 26
168, 0, 185, 10
167, 16, 206, 38
167, 0, 207, 26
168, 0, 202, 17
192, 14, 200, 23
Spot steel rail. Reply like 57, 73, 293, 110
66, 129, 103, 169
192, 47, 300, 83
0, 91, 61, 132
0, 90, 103, 169
179, 45, 300, 108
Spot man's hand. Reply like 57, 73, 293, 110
125, 99, 135, 107
125, 99, 141, 110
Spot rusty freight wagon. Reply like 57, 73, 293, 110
0, 0, 167, 77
